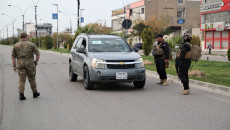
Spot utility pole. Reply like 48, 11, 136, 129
77, 0, 80, 28
53, 4, 59, 49
35, 6, 38, 38
30, 0, 40, 38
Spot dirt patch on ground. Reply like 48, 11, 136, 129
144, 60, 153, 65
188, 70, 205, 78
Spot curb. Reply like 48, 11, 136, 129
39, 50, 70, 57
40, 50, 230, 97
146, 70, 230, 97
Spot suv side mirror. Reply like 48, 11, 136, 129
76, 48, 85, 54
133, 47, 139, 52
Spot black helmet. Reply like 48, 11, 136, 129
183, 34, 192, 43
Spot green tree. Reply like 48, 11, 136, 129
145, 15, 170, 36
131, 22, 149, 42
43, 35, 53, 49
141, 28, 154, 56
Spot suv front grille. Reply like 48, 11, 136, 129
107, 64, 135, 69
106, 60, 135, 62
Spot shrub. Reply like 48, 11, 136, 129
191, 35, 201, 46
141, 28, 154, 56
227, 48, 230, 62
167, 36, 183, 50
31, 38, 39, 47
67, 37, 73, 51
43, 35, 53, 49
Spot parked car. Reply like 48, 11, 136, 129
69, 34, 146, 90
133, 43, 143, 49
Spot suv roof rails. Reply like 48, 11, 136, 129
79, 33, 123, 39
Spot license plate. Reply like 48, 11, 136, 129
116, 72, 128, 80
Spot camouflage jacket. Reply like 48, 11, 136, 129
11, 40, 40, 66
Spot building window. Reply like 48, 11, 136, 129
203, 0, 221, 4
130, 9, 133, 16
202, 11, 230, 24
177, 9, 184, 18
141, 8, 144, 14
178, 0, 183, 4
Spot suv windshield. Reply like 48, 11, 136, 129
88, 38, 132, 52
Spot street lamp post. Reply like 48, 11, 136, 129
59, 11, 72, 34
8, 5, 33, 31
2, 13, 14, 38
30, 0, 40, 38
53, 4, 59, 49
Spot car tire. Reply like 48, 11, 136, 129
69, 64, 78, 82
133, 77, 146, 88
83, 66, 94, 90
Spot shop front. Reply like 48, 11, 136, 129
200, 0, 230, 50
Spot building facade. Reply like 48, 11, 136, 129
200, 0, 230, 50
25, 23, 53, 38
145, 0, 201, 34
111, 0, 145, 44
111, 8, 125, 33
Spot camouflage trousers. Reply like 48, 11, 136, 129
17, 63, 37, 94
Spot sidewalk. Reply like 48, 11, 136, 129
138, 50, 229, 62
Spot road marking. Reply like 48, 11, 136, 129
206, 95, 230, 104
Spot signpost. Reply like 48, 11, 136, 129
52, 13, 58, 19
178, 19, 184, 24
122, 19, 132, 29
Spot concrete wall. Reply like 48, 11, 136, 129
145, 0, 200, 29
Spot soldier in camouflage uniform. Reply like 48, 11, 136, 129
11, 32, 40, 100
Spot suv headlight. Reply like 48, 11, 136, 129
91, 58, 105, 69
136, 58, 144, 68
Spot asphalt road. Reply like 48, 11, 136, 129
0, 45, 230, 130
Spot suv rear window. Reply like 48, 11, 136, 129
88, 38, 132, 52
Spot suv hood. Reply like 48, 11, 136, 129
88, 52, 141, 61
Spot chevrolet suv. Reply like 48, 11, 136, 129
69, 34, 146, 90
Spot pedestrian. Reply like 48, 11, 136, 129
175, 34, 192, 95
11, 32, 40, 100
152, 34, 170, 86
208, 44, 212, 54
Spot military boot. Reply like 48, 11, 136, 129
156, 80, 163, 85
162, 79, 168, 86
181, 90, 191, 95
33, 92, 40, 98
19, 93, 26, 100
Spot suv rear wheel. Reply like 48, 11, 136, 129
69, 64, 78, 82
83, 66, 94, 90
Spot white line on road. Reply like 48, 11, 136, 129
206, 95, 230, 104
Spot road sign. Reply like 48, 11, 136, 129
52, 14, 58, 19
122, 19, 132, 29
81, 17, 84, 23
178, 19, 184, 24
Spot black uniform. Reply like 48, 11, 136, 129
154, 40, 170, 80
176, 43, 191, 90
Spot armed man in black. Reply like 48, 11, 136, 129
153, 34, 170, 86
176, 34, 192, 95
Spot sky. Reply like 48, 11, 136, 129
0, 0, 141, 37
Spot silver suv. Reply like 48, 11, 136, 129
69, 34, 146, 90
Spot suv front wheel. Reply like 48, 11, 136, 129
133, 75, 145, 88
83, 66, 94, 90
